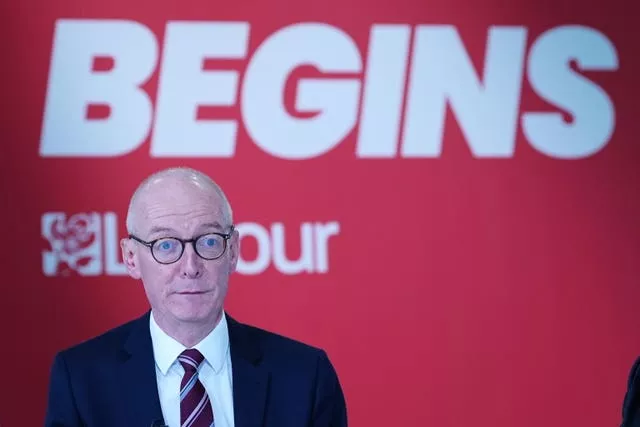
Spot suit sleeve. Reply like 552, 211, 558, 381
310, 350, 348, 427
622, 356, 640, 427
43, 352, 83, 427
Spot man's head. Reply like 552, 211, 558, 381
120, 167, 239, 327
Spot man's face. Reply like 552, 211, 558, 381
121, 178, 239, 326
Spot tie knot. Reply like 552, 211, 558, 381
178, 349, 205, 373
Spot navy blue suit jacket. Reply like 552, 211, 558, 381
622, 356, 640, 427
44, 311, 347, 427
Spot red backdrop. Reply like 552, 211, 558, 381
1, 0, 639, 425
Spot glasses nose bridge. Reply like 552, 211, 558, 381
181, 238, 200, 258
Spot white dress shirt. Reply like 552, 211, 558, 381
149, 311, 235, 427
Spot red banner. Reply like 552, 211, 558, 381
1, 0, 638, 425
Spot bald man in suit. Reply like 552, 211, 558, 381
44, 167, 347, 427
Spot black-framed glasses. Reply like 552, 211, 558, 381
129, 226, 234, 265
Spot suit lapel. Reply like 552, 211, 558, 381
228, 315, 270, 427
117, 311, 165, 425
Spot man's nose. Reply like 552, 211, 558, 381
180, 243, 203, 278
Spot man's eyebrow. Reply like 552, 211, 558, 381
198, 222, 224, 231
145, 222, 226, 238
147, 226, 178, 236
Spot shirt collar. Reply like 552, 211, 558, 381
149, 310, 230, 376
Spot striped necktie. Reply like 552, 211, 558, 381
178, 349, 215, 427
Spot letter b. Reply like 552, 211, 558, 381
40, 19, 158, 157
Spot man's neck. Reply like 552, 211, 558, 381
152, 310, 223, 348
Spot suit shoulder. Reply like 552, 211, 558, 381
622, 355, 640, 421
55, 312, 147, 363
230, 317, 327, 362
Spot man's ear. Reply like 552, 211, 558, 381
228, 228, 240, 274
121, 238, 141, 279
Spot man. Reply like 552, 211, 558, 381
44, 167, 348, 427
622, 356, 640, 427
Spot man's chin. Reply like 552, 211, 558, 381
169, 304, 220, 324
